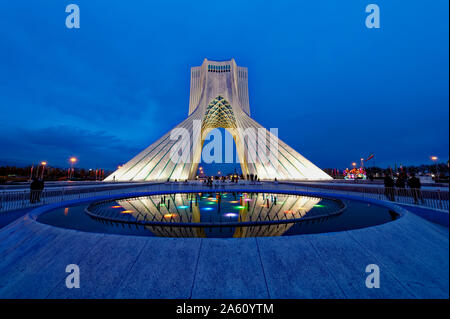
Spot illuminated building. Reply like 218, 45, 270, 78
105, 59, 331, 181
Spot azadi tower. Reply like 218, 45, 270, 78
105, 59, 331, 181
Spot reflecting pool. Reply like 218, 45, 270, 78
37, 192, 399, 238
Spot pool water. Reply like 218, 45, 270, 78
36, 192, 399, 238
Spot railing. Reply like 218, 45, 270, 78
84, 193, 346, 227
0, 183, 161, 212
278, 182, 449, 211
0, 181, 448, 213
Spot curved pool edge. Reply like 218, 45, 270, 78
0, 189, 447, 298
28, 188, 409, 224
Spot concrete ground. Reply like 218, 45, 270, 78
0, 198, 447, 299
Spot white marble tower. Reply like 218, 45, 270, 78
105, 59, 331, 181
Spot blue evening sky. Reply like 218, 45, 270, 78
0, 0, 448, 171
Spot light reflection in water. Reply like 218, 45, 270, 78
84, 192, 343, 238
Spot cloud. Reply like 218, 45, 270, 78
0, 125, 142, 169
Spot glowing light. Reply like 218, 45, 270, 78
206, 201, 216, 205
234, 205, 246, 209
314, 204, 325, 208
229, 201, 239, 203
224, 213, 238, 217
70, 157, 77, 163
177, 205, 189, 209
121, 210, 134, 214
164, 213, 177, 218
41, 161, 47, 166
431, 156, 438, 161
201, 207, 214, 211
284, 210, 294, 214
352, 162, 357, 166
244, 199, 252, 202
111, 205, 121, 208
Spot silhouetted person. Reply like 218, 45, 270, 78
38, 179, 45, 202
30, 178, 39, 203
383, 173, 395, 201
407, 173, 423, 204
30, 178, 44, 203
395, 175, 405, 188
395, 174, 406, 198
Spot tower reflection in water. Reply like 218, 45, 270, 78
91, 192, 339, 238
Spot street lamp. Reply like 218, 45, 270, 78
69, 157, 77, 180
352, 162, 357, 167
40, 161, 47, 180
431, 156, 438, 181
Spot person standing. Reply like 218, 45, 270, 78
384, 172, 395, 201
395, 175, 405, 188
407, 173, 423, 204
37, 179, 44, 202
29, 178, 39, 203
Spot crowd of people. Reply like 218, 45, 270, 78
198, 174, 262, 187
383, 172, 423, 204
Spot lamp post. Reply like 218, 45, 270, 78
29, 164, 34, 181
69, 157, 77, 180
40, 161, 47, 180
431, 156, 438, 181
